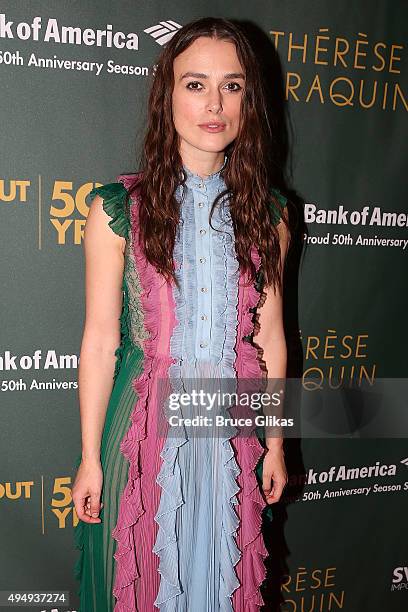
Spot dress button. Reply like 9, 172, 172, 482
198, 202, 204, 208
199, 257, 206, 263
201, 315, 207, 320
199, 228, 206, 235
200, 287, 208, 292
200, 341, 208, 348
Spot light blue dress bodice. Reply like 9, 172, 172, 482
171, 154, 239, 379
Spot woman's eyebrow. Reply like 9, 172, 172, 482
180, 71, 245, 80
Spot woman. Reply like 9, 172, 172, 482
72, 16, 291, 612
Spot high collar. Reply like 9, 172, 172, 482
181, 154, 228, 189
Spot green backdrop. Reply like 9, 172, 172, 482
0, 2, 407, 611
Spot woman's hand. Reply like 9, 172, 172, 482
262, 445, 288, 504
72, 458, 104, 523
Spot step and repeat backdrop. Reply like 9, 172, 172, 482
0, 1, 407, 611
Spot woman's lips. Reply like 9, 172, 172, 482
198, 123, 226, 133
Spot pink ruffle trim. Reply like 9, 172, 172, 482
233, 245, 269, 609
111, 174, 174, 611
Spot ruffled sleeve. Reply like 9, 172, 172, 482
269, 187, 288, 226
88, 182, 130, 239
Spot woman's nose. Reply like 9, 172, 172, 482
206, 91, 223, 112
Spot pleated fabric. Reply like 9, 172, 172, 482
73, 167, 287, 611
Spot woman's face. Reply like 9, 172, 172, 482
172, 36, 245, 160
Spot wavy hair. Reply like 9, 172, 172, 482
128, 16, 291, 292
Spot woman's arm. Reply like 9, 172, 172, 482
254, 209, 290, 444
253, 210, 290, 503
78, 193, 126, 463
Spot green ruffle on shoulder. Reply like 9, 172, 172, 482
269, 187, 288, 226
89, 182, 130, 239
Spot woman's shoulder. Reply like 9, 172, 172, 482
88, 171, 143, 239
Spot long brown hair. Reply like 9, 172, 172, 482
129, 17, 291, 292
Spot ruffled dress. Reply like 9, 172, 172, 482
73, 160, 287, 611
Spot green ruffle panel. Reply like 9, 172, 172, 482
73, 451, 84, 596
89, 182, 131, 239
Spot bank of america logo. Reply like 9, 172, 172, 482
401, 457, 408, 467
144, 20, 182, 45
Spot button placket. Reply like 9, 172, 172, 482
195, 182, 210, 354
176, 161, 230, 364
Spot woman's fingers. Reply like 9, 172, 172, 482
265, 478, 286, 503
262, 471, 272, 497
263, 476, 286, 504
71, 460, 104, 523
73, 492, 103, 523
90, 493, 103, 518
262, 449, 288, 505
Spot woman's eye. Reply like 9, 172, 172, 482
186, 81, 202, 91
225, 82, 242, 92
